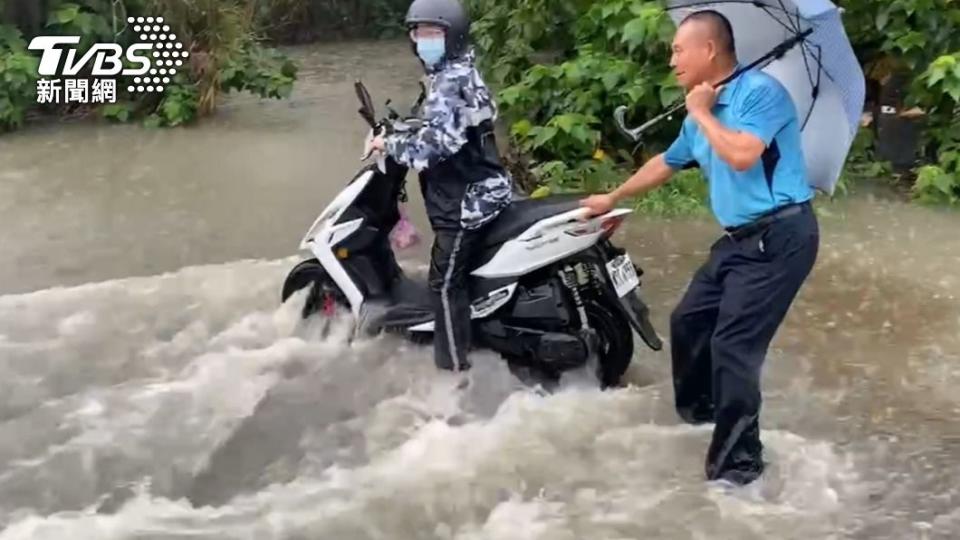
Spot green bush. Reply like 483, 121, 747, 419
470, 0, 691, 211
909, 52, 960, 205
252, 0, 412, 43
0, 24, 39, 132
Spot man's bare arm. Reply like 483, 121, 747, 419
609, 153, 676, 202
580, 153, 677, 216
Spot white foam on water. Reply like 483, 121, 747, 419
0, 258, 879, 539
0, 385, 867, 540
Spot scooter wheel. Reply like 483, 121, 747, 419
281, 258, 341, 320
584, 297, 634, 388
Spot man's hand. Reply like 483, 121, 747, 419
685, 82, 720, 119
580, 193, 616, 218
370, 135, 385, 151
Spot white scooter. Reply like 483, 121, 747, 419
281, 81, 662, 387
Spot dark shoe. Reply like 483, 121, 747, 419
707, 450, 765, 486
677, 399, 715, 425
718, 464, 763, 486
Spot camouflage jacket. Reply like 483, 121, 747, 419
384, 50, 512, 230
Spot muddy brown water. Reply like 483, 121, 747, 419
1, 40, 959, 539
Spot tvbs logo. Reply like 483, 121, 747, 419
28, 16, 188, 105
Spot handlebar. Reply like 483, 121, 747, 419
354, 79, 426, 132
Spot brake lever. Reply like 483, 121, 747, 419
385, 99, 401, 120
360, 127, 388, 174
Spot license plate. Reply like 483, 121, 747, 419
606, 254, 640, 298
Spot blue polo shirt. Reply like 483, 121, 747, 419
663, 67, 813, 228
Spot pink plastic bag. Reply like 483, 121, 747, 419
390, 203, 421, 251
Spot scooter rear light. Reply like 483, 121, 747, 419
600, 215, 625, 238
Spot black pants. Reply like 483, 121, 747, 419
670, 202, 819, 484
428, 226, 486, 372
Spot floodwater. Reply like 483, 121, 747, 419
1, 40, 959, 539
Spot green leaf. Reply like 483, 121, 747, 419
562, 62, 583, 82
623, 85, 646, 103
659, 85, 683, 108
571, 125, 599, 147
4, 70, 26, 85
894, 31, 927, 53
876, 9, 890, 31
927, 67, 947, 87
498, 85, 524, 107
621, 18, 647, 49
511, 119, 533, 137
143, 115, 162, 129
934, 171, 956, 194
74, 13, 94, 36
103, 103, 132, 122
53, 4, 81, 25
531, 126, 559, 149
554, 114, 577, 133
602, 70, 621, 91
603, 3, 622, 19
931, 55, 957, 70
948, 85, 960, 102
0, 25, 24, 49
530, 185, 552, 199
163, 100, 183, 123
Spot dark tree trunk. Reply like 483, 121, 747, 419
2, 0, 47, 37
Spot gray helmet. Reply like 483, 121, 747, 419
405, 0, 471, 59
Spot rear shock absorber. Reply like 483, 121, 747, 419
559, 265, 590, 330
583, 261, 603, 296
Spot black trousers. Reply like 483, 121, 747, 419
428, 226, 486, 372
670, 202, 819, 484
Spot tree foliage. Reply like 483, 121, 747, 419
1, 0, 313, 131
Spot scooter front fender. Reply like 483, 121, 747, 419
592, 242, 663, 352
617, 288, 663, 351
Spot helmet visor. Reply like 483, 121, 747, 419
409, 24, 446, 39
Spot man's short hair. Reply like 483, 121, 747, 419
680, 9, 737, 56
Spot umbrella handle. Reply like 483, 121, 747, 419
614, 102, 685, 142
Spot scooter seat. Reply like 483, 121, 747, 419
482, 194, 584, 248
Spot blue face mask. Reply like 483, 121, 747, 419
416, 36, 446, 68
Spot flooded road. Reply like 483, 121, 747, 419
1, 40, 959, 539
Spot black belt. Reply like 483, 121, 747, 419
724, 201, 808, 242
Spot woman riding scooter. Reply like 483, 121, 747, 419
370, 0, 514, 376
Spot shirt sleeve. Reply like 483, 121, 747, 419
663, 119, 696, 170
730, 79, 795, 146
383, 71, 469, 172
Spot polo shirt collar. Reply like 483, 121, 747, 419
715, 63, 744, 106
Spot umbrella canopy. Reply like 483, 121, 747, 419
664, 0, 866, 196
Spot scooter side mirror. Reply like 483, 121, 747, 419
355, 80, 377, 128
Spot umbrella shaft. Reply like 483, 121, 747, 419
718, 28, 813, 88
